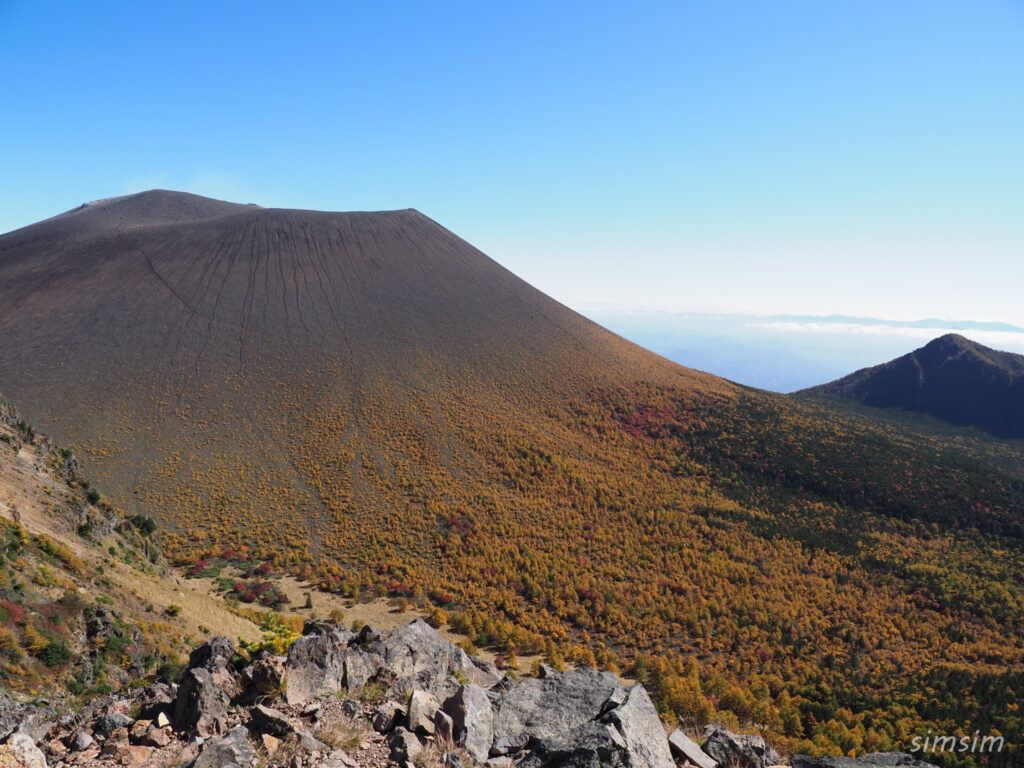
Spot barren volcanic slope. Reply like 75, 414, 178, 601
0, 190, 718, 559
3, 191, 1024, 763
800, 334, 1024, 438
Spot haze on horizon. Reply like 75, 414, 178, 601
2, 1, 1022, 343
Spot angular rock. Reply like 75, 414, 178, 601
407, 690, 440, 735
443, 683, 493, 762
284, 624, 356, 706
388, 727, 424, 767
342, 650, 385, 693
339, 699, 361, 719
355, 625, 383, 645
94, 712, 135, 739
598, 686, 629, 716
600, 685, 674, 768
372, 701, 407, 734
0, 732, 47, 768
296, 729, 330, 752
261, 734, 280, 756
188, 637, 236, 673
434, 710, 454, 743
134, 683, 175, 720
517, 719, 635, 768
514, 683, 672, 768
490, 666, 621, 744
190, 725, 257, 768
250, 704, 293, 737
0, 695, 30, 742
136, 728, 171, 748
70, 731, 94, 752
668, 729, 718, 768
173, 667, 232, 737
369, 620, 503, 698
701, 726, 782, 768
238, 656, 286, 703
128, 719, 152, 742
156, 712, 171, 729
490, 733, 529, 757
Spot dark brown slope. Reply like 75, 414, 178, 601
799, 333, 1024, 438
0, 190, 722, 554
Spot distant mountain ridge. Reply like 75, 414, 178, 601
800, 334, 1024, 438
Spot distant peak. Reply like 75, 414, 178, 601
926, 333, 972, 348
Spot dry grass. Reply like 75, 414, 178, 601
314, 715, 364, 751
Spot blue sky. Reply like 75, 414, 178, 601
2, 1, 1022, 325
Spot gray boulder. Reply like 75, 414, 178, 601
187, 636, 236, 672
495, 671, 672, 768
190, 724, 257, 768
173, 668, 232, 737
702, 725, 782, 768
490, 666, 622, 744
518, 720, 638, 768
173, 636, 239, 737
343, 649, 385, 692
372, 701, 407, 733
249, 704, 293, 736
93, 712, 135, 738
367, 619, 503, 698
407, 690, 440, 735
0, 695, 31, 741
0, 732, 47, 768
388, 726, 424, 767
237, 656, 285, 704
443, 683, 494, 762
600, 685, 675, 768
70, 731, 95, 751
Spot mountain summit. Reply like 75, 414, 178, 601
800, 333, 1024, 437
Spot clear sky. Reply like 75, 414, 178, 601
2, 1, 1022, 323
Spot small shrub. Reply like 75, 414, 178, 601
38, 638, 72, 667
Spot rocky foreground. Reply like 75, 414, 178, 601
1, 619, 936, 768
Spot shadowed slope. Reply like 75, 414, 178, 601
799, 334, 1024, 438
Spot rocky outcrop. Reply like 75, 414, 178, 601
284, 622, 357, 705
491, 665, 622, 744
364, 619, 503, 697
516, 684, 674, 768
172, 637, 238, 737
0, 619, 942, 768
